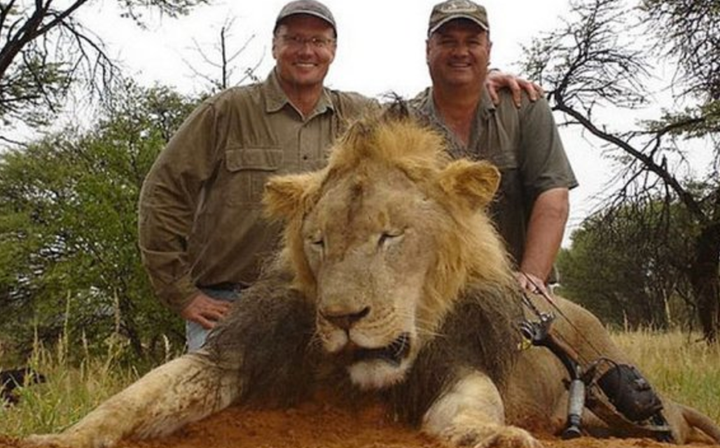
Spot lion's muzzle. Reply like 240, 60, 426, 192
320, 306, 371, 331
319, 308, 413, 367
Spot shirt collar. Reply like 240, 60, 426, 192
416, 86, 495, 156
263, 69, 335, 118
418, 86, 495, 117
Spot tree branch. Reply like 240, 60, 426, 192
552, 93, 706, 224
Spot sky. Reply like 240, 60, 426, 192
74, 0, 612, 245
80, 0, 573, 96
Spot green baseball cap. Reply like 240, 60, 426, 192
275, 0, 337, 35
428, 0, 489, 37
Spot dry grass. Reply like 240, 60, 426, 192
0, 333, 153, 437
1, 330, 718, 438
611, 329, 720, 424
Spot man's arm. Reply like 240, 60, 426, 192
486, 70, 544, 108
516, 187, 569, 293
515, 93, 577, 293
138, 100, 220, 315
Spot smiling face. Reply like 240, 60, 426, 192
272, 14, 336, 92
426, 19, 492, 93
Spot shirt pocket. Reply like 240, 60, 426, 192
223, 148, 284, 206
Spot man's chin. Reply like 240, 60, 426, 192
287, 71, 327, 88
446, 75, 480, 87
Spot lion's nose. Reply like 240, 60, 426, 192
321, 306, 371, 330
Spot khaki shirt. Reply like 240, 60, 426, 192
139, 70, 375, 312
412, 88, 578, 272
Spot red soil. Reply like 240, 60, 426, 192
2, 399, 715, 448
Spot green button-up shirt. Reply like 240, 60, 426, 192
139, 70, 375, 312
412, 88, 578, 271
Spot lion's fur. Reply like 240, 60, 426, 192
385, 282, 524, 425
244, 105, 526, 417
27, 105, 720, 448
204, 270, 318, 407
259, 105, 529, 431
264, 106, 518, 338
225, 105, 720, 443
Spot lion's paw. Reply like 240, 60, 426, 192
444, 424, 543, 448
25, 432, 117, 448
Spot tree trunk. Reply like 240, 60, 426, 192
689, 224, 720, 343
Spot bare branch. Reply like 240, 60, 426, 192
0, 0, 208, 132
182, 16, 261, 93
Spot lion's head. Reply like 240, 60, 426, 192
263, 105, 516, 391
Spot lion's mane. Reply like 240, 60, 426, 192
211, 104, 525, 422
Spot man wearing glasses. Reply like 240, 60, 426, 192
138, 0, 537, 351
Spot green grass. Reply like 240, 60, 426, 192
1, 330, 718, 438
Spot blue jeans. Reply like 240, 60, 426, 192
185, 288, 240, 352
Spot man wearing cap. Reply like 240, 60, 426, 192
139, 0, 540, 351
138, 0, 371, 352
413, 0, 578, 293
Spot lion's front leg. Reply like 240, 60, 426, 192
423, 370, 543, 448
27, 352, 240, 448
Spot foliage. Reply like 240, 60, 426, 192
641, 0, 720, 100
0, 82, 198, 359
0, 0, 207, 140
523, 0, 720, 341
557, 198, 700, 329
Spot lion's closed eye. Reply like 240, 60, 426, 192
378, 230, 405, 249
308, 233, 325, 252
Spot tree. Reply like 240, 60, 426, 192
643, 0, 720, 100
526, 0, 720, 341
557, 199, 698, 330
184, 16, 263, 93
0, 82, 198, 359
523, 0, 720, 341
0, 0, 207, 141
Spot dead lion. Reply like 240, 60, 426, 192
28, 106, 720, 448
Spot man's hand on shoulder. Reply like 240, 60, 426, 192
486, 70, 544, 108
181, 293, 233, 329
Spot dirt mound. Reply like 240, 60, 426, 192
2, 402, 715, 448
116, 403, 717, 448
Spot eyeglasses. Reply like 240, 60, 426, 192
278, 35, 336, 50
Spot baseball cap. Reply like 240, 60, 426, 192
274, 0, 337, 35
428, 0, 489, 37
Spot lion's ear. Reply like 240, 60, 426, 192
438, 160, 500, 210
263, 172, 319, 220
